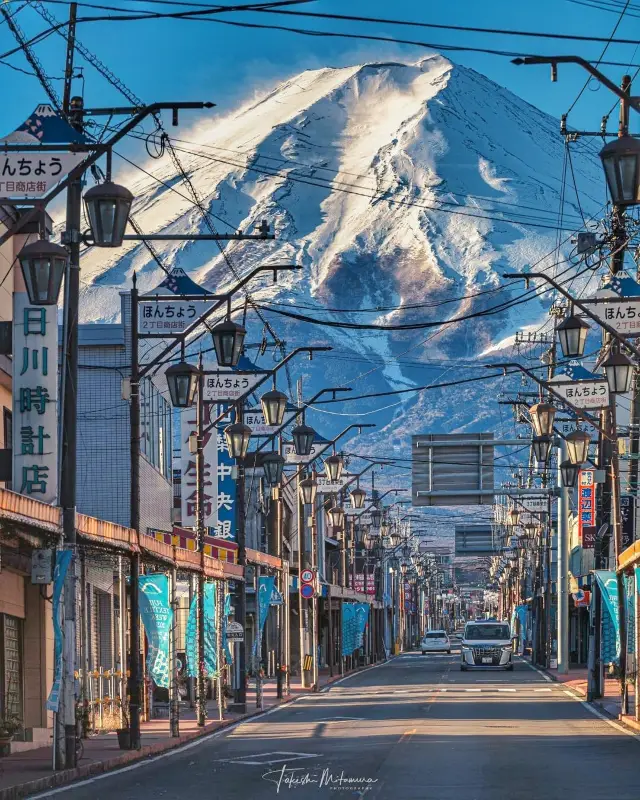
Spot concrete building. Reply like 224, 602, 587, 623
70, 291, 173, 533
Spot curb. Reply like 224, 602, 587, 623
0, 661, 387, 800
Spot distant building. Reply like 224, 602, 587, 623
67, 291, 173, 532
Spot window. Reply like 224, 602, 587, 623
465, 624, 510, 641
1, 615, 23, 720
139, 379, 172, 479
425, 632, 446, 639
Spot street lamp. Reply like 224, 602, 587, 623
532, 435, 552, 463
165, 360, 199, 408
557, 312, 590, 359
18, 238, 68, 306
389, 529, 402, 547
603, 349, 634, 394
324, 454, 343, 483
507, 509, 520, 527
83, 181, 133, 247
224, 422, 252, 459
529, 403, 556, 438
566, 429, 590, 465
299, 475, 317, 505
260, 389, 288, 427
211, 319, 246, 367
327, 505, 345, 531
560, 459, 579, 488
371, 508, 382, 528
292, 423, 315, 457
350, 486, 366, 509
600, 135, 640, 206
262, 452, 284, 486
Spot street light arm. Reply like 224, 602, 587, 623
140, 264, 303, 378
511, 55, 640, 112
503, 272, 640, 361
485, 362, 610, 438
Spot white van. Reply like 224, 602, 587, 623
459, 621, 513, 670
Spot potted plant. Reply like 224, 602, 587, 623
115, 697, 131, 750
0, 714, 21, 748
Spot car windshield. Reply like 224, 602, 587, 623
465, 624, 510, 641
424, 632, 446, 639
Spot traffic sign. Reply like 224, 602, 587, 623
301, 569, 314, 584
226, 621, 244, 642
270, 587, 284, 605
300, 583, 314, 599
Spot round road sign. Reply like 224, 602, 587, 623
301, 569, 314, 584
300, 583, 314, 599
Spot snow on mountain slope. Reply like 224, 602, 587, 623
78, 56, 605, 454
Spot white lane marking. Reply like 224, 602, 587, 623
316, 716, 365, 722
534, 688, 553, 693
29, 698, 302, 798
221, 751, 321, 766
320, 657, 395, 693
497, 689, 517, 693
521, 659, 553, 682
561, 690, 640, 742
522, 657, 640, 743
465, 688, 481, 692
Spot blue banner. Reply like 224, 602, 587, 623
224, 592, 232, 662
186, 583, 217, 677
354, 603, 369, 650
258, 576, 275, 632
341, 603, 358, 657
596, 570, 621, 663
139, 574, 173, 688
46, 550, 73, 712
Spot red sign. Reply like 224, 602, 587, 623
348, 573, 376, 595
578, 469, 596, 543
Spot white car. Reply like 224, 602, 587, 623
420, 631, 451, 654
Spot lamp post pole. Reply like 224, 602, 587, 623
196, 363, 207, 726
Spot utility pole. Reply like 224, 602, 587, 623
235, 402, 248, 712
196, 361, 206, 726
557, 438, 569, 674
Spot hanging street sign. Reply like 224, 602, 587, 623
226, 621, 244, 642
138, 299, 215, 336
316, 473, 353, 494
582, 274, 640, 337
203, 370, 268, 402
243, 408, 281, 437
283, 441, 325, 464
549, 366, 610, 410
0, 104, 90, 200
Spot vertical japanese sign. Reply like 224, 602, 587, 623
215, 418, 236, 541
13, 292, 58, 503
180, 406, 218, 530
620, 495, 635, 550
578, 469, 596, 545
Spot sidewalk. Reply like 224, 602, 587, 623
0, 665, 362, 800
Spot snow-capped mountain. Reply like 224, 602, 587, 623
78, 56, 605, 458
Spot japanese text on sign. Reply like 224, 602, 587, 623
202, 371, 266, 402
578, 469, 596, 546
584, 298, 640, 337
13, 294, 58, 503
137, 300, 214, 336
0, 152, 86, 199
550, 379, 610, 410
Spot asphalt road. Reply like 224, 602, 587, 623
40, 650, 640, 800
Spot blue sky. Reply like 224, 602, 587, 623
1, 0, 639, 138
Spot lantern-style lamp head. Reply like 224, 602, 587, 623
350, 486, 366, 509
83, 181, 133, 247
529, 403, 556, 438
566, 429, 590, 465
327, 505, 345, 531
557, 312, 590, 359
292, 424, 315, 457
532, 435, 552, 464
262, 452, 284, 486
603, 350, 633, 394
400, 561, 408, 576
389, 530, 402, 547
18, 239, 68, 305
600, 134, 640, 206
211, 319, 246, 367
224, 422, 252, 459
165, 360, 199, 408
507, 508, 520, 527
260, 389, 288, 427
324, 454, 343, 483
560, 459, 579, 488
371, 508, 382, 528
299, 475, 317, 505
